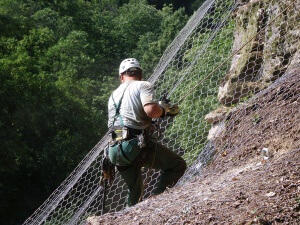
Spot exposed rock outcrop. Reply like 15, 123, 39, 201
217, 0, 300, 106
207, 0, 299, 140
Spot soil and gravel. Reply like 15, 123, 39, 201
87, 69, 299, 224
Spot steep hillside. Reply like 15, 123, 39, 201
87, 65, 299, 225
86, 0, 300, 223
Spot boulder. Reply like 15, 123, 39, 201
204, 106, 229, 124
207, 122, 225, 141
218, 81, 268, 106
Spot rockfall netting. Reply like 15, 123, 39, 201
23, 0, 300, 224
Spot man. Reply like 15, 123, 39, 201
107, 58, 186, 207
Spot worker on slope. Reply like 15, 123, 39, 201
107, 58, 186, 207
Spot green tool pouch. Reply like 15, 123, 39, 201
108, 138, 141, 166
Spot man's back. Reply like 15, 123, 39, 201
108, 80, 157, 129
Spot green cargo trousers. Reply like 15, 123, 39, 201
117, 140, 186, 207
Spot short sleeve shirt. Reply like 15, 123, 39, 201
107, 81, 157, 129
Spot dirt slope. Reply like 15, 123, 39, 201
87, 69, 299, 225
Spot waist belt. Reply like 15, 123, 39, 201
109, 126, 143, 142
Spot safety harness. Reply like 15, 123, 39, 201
111, 83, 128, 126
101, 82, 133, 183
109, 82, 132, 141
100, 82, 132, 214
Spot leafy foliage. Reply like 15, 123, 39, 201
134, 5, 188, 79
0, 0, 198, 224
157, 1, 235, 164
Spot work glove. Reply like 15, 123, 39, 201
159, 100, 180, 117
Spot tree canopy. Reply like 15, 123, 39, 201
0, 0, 199, 224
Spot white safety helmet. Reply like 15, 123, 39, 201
119, 58, 142, 75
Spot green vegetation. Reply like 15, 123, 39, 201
0, 0, 193, 224
159, 0, 235, 164
252, 114, 262, 125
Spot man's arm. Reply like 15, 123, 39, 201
144, 103, 164, 118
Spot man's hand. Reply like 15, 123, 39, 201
159, 101, 180, 117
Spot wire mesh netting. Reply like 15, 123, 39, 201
23, 0, 300, 224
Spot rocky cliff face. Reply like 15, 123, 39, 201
206, 0, 299, 135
